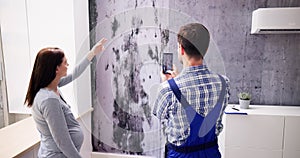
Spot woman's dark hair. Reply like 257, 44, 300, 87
24, 47, 65, 107
177, 23, 210, 59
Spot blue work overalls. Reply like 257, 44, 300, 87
166, 75, 226, 158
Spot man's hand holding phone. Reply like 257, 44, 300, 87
161, 64, 178, 82
162, 53, 173, 74
161, 52, 178, 81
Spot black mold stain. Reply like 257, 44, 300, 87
154, 8, 158, 24
147, 45, 159, 61
88, 0, 98, 31
135, 28, 139, 35
122, 35, 138, 53
127, 115, 144, 154
135, 0, 138, 8
255, 86, 261, 89
112, 96, 146, 153
148, 46, 154, 57
140, 89, 151, 125
112, 99, 145, 154
112, 64, 115, 73
155, 45, 159, 62
160, 27, 169, 46
131, 17, 143, 35
123, 35, 132, 51
111, 32, 151, 154
129, 71, 139, 103
111, 17, 120, 38
105, 64, 109, 71
112, 47, 120, 61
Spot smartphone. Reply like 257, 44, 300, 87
162, 52, 173, 74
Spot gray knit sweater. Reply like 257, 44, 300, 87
31, 57, 91, 158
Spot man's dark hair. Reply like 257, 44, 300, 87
177, 23, 210, 59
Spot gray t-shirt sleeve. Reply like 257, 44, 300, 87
58, 57, 91, 87
41, 98, 82, 158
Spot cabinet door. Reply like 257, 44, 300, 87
224, 114, 284, 158
225, 147, 282, 158
225, 114, 284, 149
283, 116, 300, 158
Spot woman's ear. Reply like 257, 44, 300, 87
56, 66, 59, 74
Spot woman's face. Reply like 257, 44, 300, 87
56, 57, 69, 77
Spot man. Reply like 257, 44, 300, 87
153, 23, 230, 158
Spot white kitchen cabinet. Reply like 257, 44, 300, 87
283, 116, 300, 158
223, 105, 300, 158
225, 148, 282, 158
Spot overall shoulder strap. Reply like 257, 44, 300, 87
168, 78, 190, 109
198, 74, 226, 137
168, 78, 181, 102
168, 78, 195, 123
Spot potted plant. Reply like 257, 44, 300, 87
238, 92, 251, 109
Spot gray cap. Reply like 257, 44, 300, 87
178, 23, 210, 57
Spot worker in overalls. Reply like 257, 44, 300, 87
153, 23, 230, 158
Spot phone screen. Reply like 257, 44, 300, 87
162, 53, 173, 74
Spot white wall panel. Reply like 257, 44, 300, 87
0, 0, 31, 113
0, 0, 91, 115
72, 0, 92, 116
26, 0, 77, 115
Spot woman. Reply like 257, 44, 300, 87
24, 38, 107, 158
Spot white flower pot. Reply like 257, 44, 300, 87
239, 99, 250, 109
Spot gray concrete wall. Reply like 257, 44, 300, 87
90, 0, 300, 157
170, 0, 300, 105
